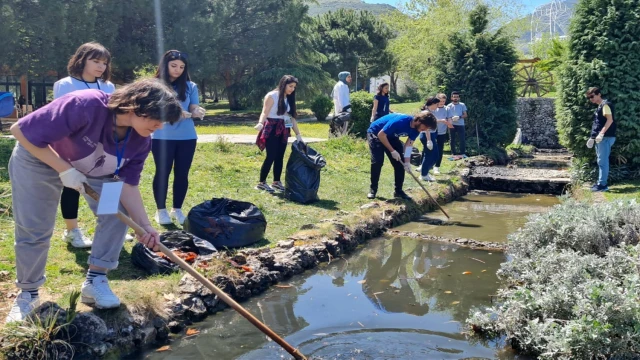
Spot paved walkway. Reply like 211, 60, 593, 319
0, 133, 328, 144
197, 134, 327, 144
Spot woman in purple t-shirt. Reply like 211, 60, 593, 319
5, 78, 182, 324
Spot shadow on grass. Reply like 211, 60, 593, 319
608, 182, 640, 194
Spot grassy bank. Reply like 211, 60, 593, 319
0, 122, 458, 322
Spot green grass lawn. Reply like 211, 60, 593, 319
202, 99, 313, 117
195, 122, 330, 139
603, 180, 640, 202
0, 123, 457, 314
390, 101, 423, 115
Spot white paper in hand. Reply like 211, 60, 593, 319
97, 181, 124, 215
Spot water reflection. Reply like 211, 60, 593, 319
395, 192, 560, 243
138, 237, 507, 360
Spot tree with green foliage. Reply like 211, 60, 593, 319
385, 0, 523, 94
310, 9, 394, 89
434, 4, 519, 153
556, 0, 640, 167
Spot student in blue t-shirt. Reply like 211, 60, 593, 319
151, 50, 206, 226
366, 112, 437, 200
52, 42, 117, 249
417, 97, 446, 182
370, 83, 391, 122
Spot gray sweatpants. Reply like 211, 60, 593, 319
9, 144, 129, 290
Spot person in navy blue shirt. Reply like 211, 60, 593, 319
370, 83, 391, 122
367, 112, 437, 199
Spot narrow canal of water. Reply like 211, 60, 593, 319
134, 192, 559, 359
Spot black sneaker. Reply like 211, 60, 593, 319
590, 184, 609, 192
255, 182, 275, 193
367, 189, 377, 199
272, 181, 285, 192
393, 190, 412, 200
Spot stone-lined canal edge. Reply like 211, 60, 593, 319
1, 174, 470, 360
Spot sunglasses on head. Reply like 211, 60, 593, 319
587, 95, 595, 99
168, 51, 188, 61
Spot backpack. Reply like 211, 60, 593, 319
0, 92, 15, 118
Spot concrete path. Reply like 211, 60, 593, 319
197, 134, 327, 144
1, 133, 328, 145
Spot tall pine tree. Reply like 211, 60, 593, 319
434, 4, 518, 153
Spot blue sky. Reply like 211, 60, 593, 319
362, 0, 552, 13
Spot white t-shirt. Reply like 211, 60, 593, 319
266, 90, 290, 119
53, 76, 115, 99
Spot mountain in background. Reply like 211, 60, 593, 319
307, 0, 396, 16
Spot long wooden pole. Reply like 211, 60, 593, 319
404, 168, 451, 219
83, 184, 307, 360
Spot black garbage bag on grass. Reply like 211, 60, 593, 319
410, 147, 422, 166
285, 140, 327, 204
184, 198, 267, 248
131, 230, 217, 275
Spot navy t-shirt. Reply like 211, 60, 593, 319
374, 94, 390, 117
368, 113, 419, 141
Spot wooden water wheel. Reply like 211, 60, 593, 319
515, 58, 554, 97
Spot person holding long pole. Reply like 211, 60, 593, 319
5, 79, 182, 323
366, 112, 437, 200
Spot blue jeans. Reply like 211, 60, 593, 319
419, 132, 438, 177
595, 137, 615, 186
450, 125, 466, 155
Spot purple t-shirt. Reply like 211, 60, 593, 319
17, 90, 151, 186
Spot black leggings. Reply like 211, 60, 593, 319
60, 187, 80, 220
435, 133, 448, 167
259, 129, 288, 183
152, 139, 197, 210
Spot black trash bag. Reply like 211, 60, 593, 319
410, 147, 422, 166
285, 140, 327, 204
184, 198, 267, 248
131, 230, 217, 275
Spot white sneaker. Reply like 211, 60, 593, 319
170, 208, 186, 225
5, 292, 39, 323
81, 275, 121, 309
433, 167, 441, 175
415, 165, 422, 172
125, 233, 134, 242
421, 174, 436, 182
154, 209, 172, 225
63, 228, 92, 248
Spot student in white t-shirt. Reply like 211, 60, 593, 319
52, 42, 116, 249
254, 75, 304, 193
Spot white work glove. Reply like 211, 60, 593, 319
59, 168, 87, 194
586, 138, 595, 148
452, 116, 460, 122
391, 150, 402, 162
191, 106, 206, 119
403, 162, 412, 172
296, 134, 303, 143
370, 116, 375, 122
595, 133, 604, 143
254, 122, 264, 131
426, 141, 433, 150
182, 111, 191, 119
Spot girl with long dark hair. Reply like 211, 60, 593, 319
53, 42, 116, 248
151, 50, 205, 225
370, 82, 390, 122
254, 75, 304, 193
